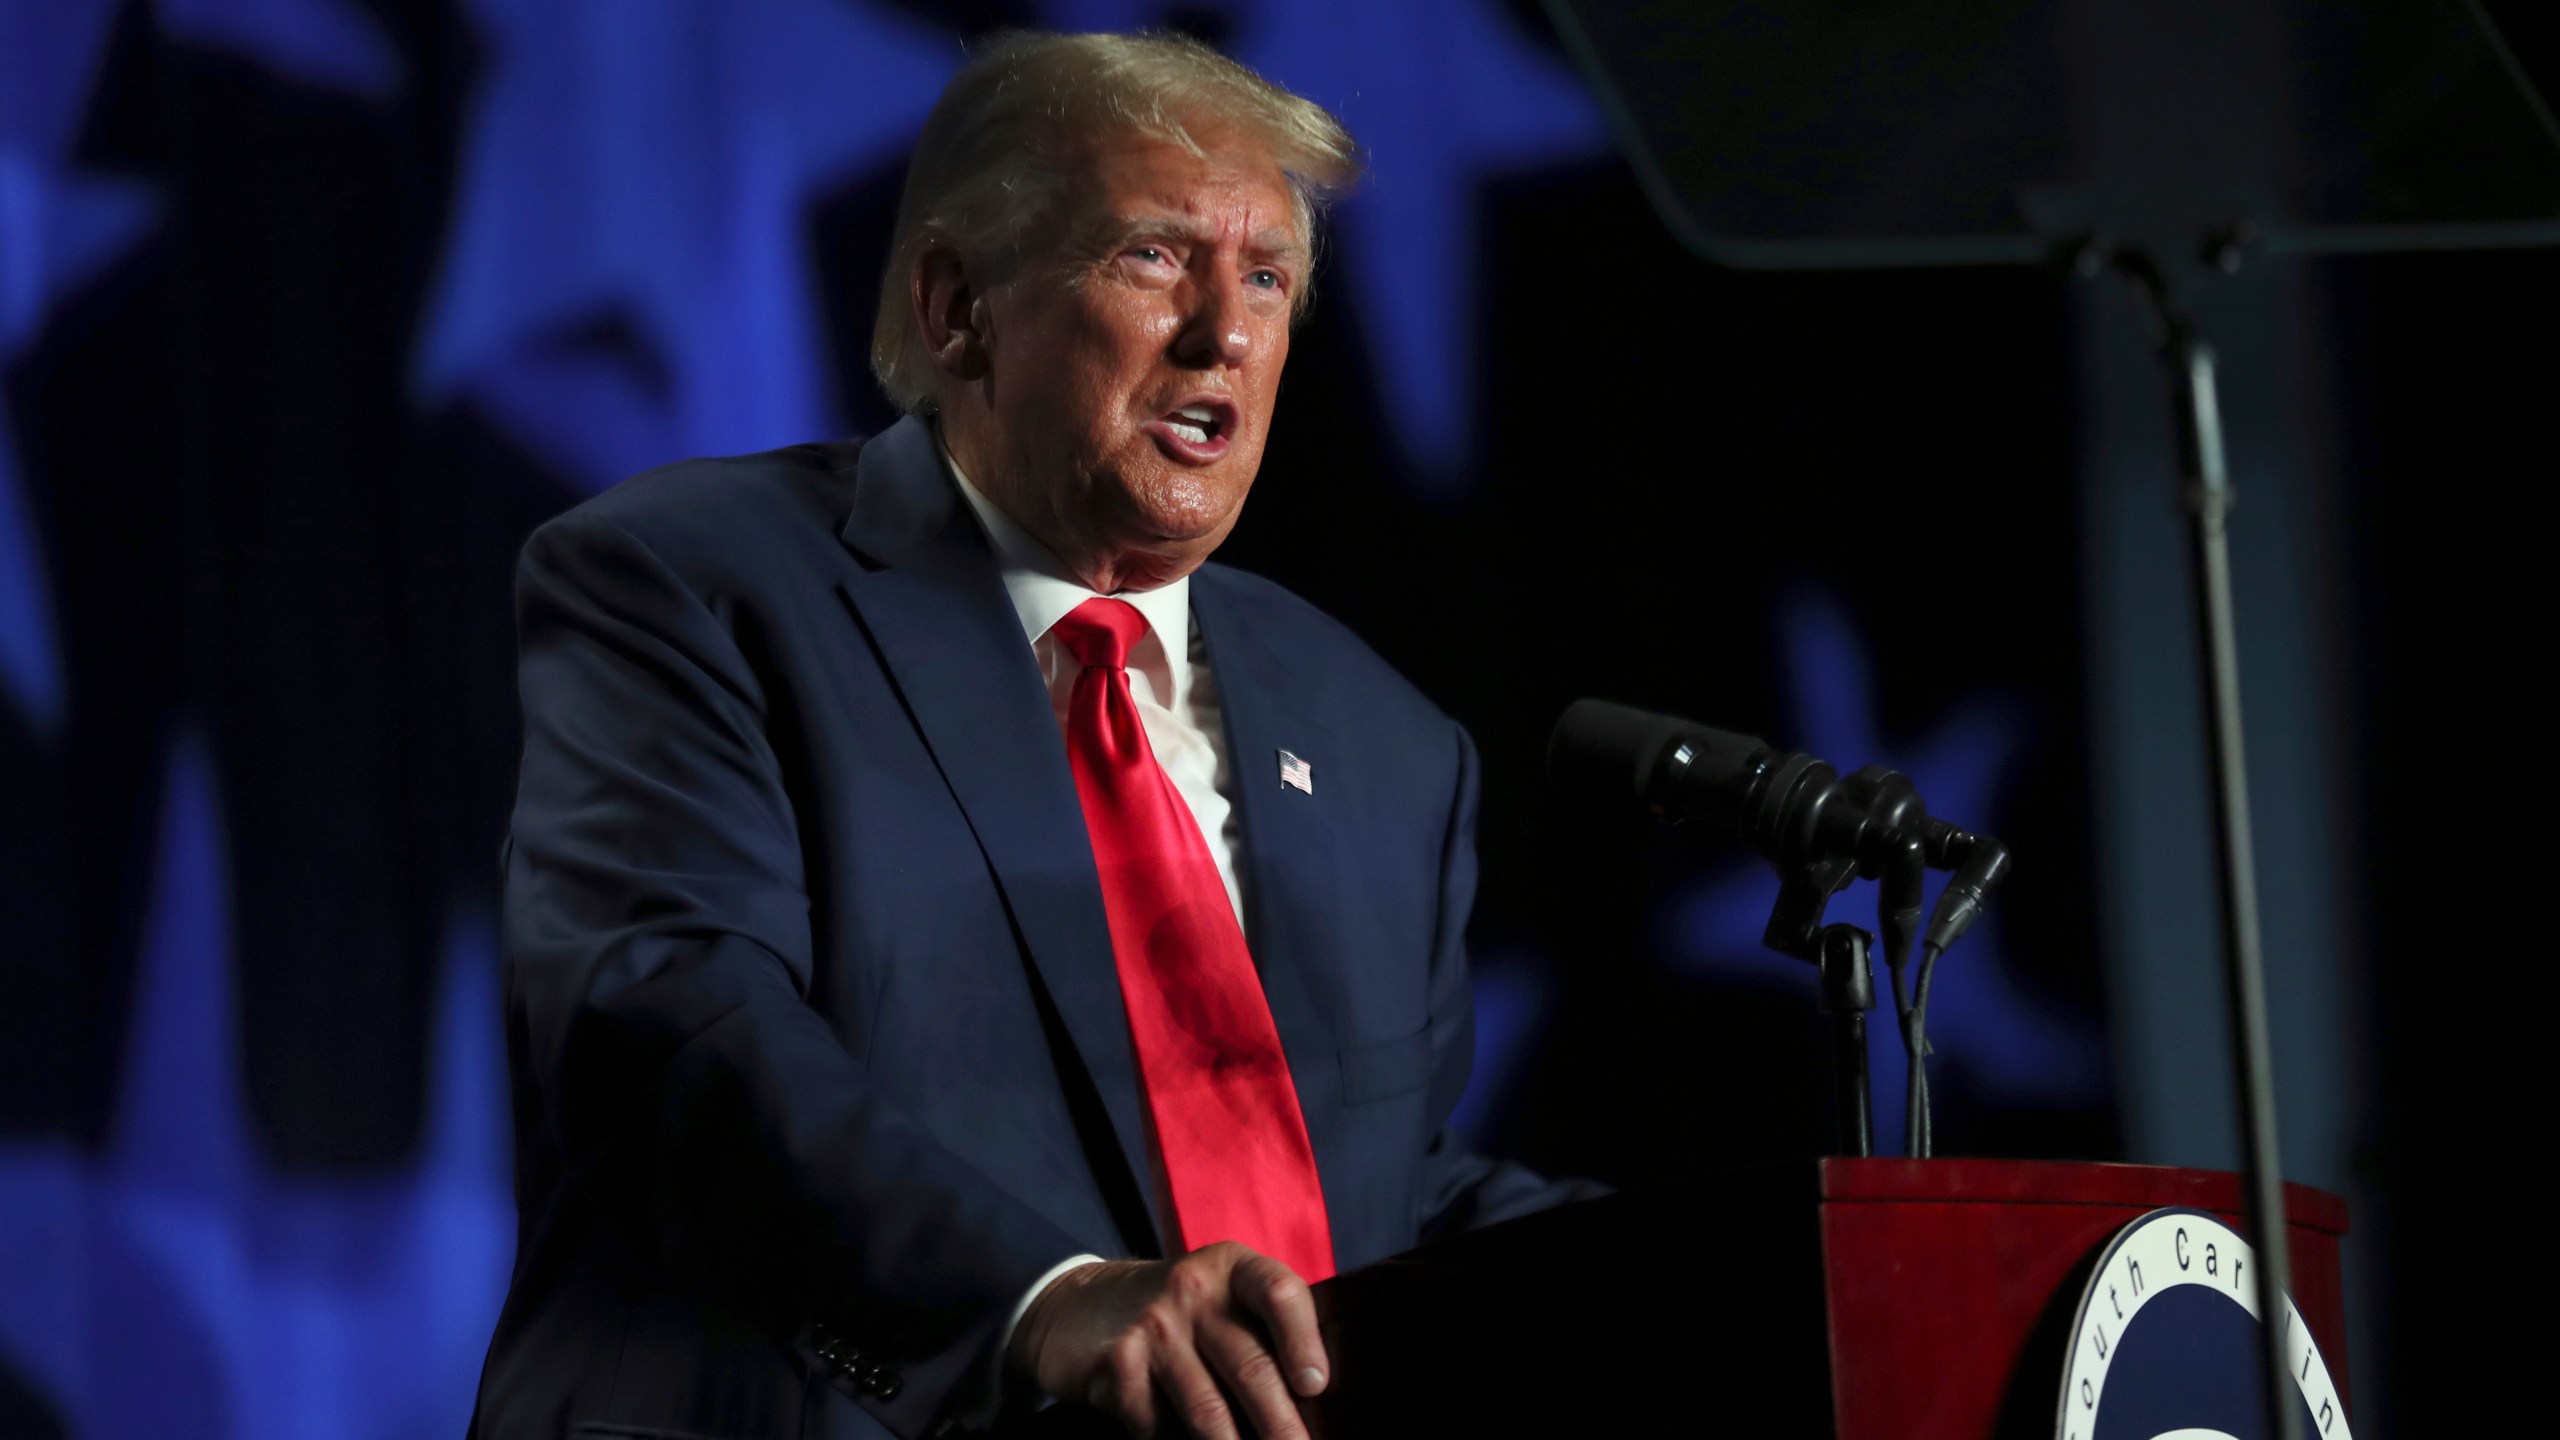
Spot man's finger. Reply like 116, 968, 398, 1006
1158, 1339, 1244, 1440
1232, 1254, 1328, 1397
1098, 1332, 1159, 1437
1200, 1313, 1309, 1440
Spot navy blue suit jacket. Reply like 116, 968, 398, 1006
470, 417, 1588, 1440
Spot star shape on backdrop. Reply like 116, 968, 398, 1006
4, 12, 484, 1430
0, 0, 403, 733
0, 730, 514, 1440
1656, 589, 2107, 1143
1045, 0, 1613, 488
414, 0, 960, 493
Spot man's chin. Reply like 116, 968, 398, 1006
1084, 512, 1236, 593
1111, 471, 1251, 546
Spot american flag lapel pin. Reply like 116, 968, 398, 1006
1277, 748, 1313, 795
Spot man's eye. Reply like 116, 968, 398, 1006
1130, 246, 1169, 264
1248, 269, 1284, 290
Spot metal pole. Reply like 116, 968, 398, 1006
2174, 337, 2302, 1440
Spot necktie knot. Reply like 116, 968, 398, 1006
1051, 596, 1149, 672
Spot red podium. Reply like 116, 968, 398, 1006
1305, 1159, 2350, 1438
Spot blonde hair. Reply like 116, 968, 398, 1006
869, 30, 1361, 414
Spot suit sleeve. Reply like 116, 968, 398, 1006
1412, 722, 1611, 1242
503, 509, 1083, 1436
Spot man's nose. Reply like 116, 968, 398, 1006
1170, 276, 1252, 369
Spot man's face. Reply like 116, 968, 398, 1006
960, 127, 1303, 591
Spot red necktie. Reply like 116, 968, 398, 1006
1050, 597, 1335, 1283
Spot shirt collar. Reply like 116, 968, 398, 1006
939, 430, 1193, 699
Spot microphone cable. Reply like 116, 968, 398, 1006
1878, 838, 1929, 1156
1907, 941, 1943, 1158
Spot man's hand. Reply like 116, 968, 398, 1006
1008, 1243, 1330, 1439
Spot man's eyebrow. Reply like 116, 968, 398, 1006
1245, 227, 1310, 267
1093, 212, 1309, 267
1105, 212, 1209, 244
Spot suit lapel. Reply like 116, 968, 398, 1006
833, 418, 1158, 1241
1190, 570, 1348, 1120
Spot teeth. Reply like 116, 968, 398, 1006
1176, 405, 1216, 423
1166, 420, 1209, 444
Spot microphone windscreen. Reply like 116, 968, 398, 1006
1547, 699, 1689, 808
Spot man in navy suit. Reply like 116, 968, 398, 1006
474, 31, 1593, 1440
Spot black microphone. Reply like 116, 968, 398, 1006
1549, 699, 1887, 872
1546, 699, 2008, 949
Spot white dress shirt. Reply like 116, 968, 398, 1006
942, 448, 1247, 925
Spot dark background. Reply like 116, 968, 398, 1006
1, 1, 2547, 1436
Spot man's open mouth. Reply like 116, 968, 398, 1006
1165, 405, 1223, 445
1145, 399, 1237, 462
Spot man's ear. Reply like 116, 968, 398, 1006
914, 243, 993, 383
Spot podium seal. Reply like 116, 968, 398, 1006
2056, 1207, 2348, 1440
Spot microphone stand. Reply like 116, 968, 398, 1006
1815, 925, 1875, 1158
1759, 790, 1985, 1160
2106, 239, 2302, 1440
1765, 859, 1873, 1157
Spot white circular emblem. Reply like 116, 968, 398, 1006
2056, 1208, 2349, 1440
